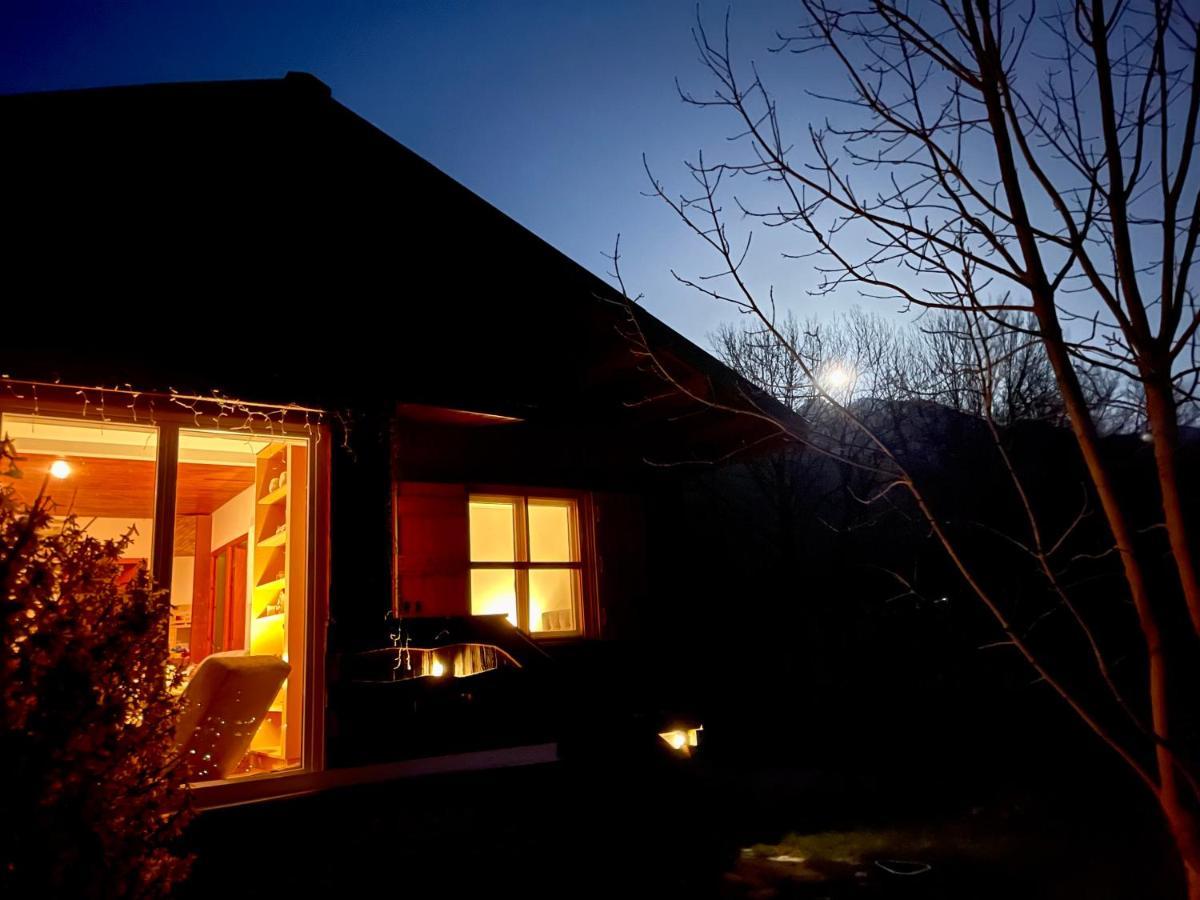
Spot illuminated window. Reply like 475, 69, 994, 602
171, 430, 311, 779
0, 414, 159, 569
468, 494, 584, 635
0, 404, 325, 789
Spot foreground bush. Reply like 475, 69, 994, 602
0, 437, 192, 898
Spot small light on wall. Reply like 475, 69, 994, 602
659, 726, 703, 753
49, 459, 72, 479
430, 656, 445, 677
661, 730, 688, 751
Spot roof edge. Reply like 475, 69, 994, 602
0, 71, 330, 103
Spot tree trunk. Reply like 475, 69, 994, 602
1161, 782, 1200, 900
1143, 375, 1200, 638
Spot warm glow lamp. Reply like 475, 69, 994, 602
661, 730, 688, 751
49, 458, 72, 479
658, 726, 702, 753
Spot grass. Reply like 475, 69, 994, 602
745, 817, 1026, 865
179, 761, 1182, 899
723, 806, 1178, 899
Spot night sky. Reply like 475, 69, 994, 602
0, 1, 839, 345
2, 1, 1123, 345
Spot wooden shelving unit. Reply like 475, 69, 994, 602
258, 484, 288, 506
247, 440, 309, 768
257, 530, 287, 549
256, 576, 287, 594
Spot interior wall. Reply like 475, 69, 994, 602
171, 556, 195, 607
211, 486, 253, 549
63, 516, 154, 558
210, 485, 255, 652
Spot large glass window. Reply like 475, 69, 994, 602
468, 494, 583, 635
173, 431, 310, 779
0, 406, 319, 786
0, 413, 159, 567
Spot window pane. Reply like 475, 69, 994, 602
0, 414, 158, 565
469, 498, 516, 562
528, 498, 577, 562
529, 568, 578, 634
173, 432, 258, 668
470, 568, 517, 626
174, 431, 309, 780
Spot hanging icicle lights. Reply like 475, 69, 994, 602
0, 376, 328, 444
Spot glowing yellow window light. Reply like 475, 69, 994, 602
528, 499, 575, 562
468, 495, 581, 634
470, 568, 517, 626
529, 568, 577, 633
468, 499, 516, 561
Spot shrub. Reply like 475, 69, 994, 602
0, 436, 192, 898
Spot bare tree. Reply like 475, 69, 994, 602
715, 307, 1133, 428
630, 1, 1200, 892
712, 313, 815, 412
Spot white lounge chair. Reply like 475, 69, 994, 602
174, 652, 290, 781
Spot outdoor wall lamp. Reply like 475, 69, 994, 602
658, 726, 703, 753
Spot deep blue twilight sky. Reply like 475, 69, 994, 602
4, 1, 1139, 353
1, 0, 837, 347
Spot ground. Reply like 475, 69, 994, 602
723, 811, 1170, 898
178, 756, 1179, 899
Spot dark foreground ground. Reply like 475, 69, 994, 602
178, 754, 1180, 899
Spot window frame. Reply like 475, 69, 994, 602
467, 486, 598, 639
0, 383, 330, 799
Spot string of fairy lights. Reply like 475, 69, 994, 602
0, 375, 328, 445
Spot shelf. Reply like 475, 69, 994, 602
251, 633, 284, 657
255, 577, 286, 594
257, 530, 287, 548
258, 484, 288, 506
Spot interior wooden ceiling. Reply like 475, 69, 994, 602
174, 515, 197, 555
8, 453, 254, 519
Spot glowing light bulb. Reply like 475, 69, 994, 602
49, 459, 71, 479
430, 657, 445, 677
660, 730, 688, 751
